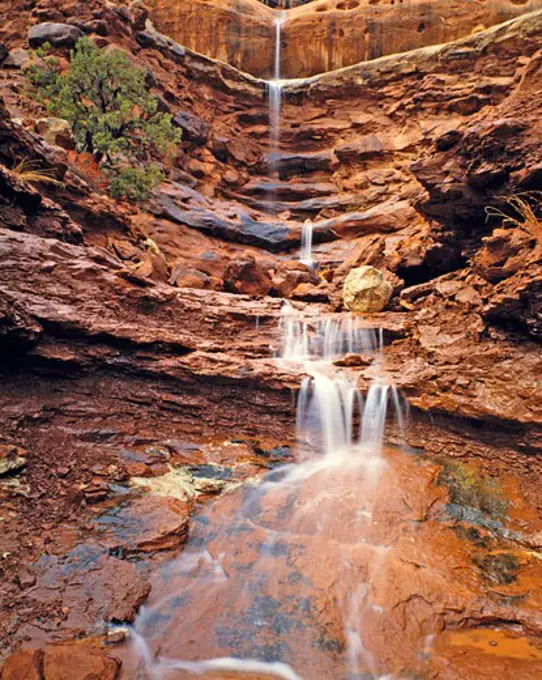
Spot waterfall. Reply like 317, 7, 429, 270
300, 219, 314, 267
274, 11, 284, 81
127, 302, 405, 680
125, 16, 407, 676
268, 11, 285, 179
280, 303, 404, 462
278, 302, 381, 361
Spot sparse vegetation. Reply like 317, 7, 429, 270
485, 193, 542, 245
109, 166, 164, 203
25, 37, 181, 202
8, 159, 64, 187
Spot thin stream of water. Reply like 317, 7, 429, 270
300, 219, 314, 267
268, 12, 285, 179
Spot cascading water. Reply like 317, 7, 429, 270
125, 301, 406, 680
299, 219, 314, 267
122, 11, 408, 674
268, 11, 285, 180
278, 301, 381, 361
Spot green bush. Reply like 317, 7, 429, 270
109, 166, 164, 202
26, 37, 181, 201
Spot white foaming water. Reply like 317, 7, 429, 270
295, 374, 404, 463
300, 219, 314, 267
268, 81, 283, 165
273, 11, 284, 81
278, 302, 381, 361
131, 628, 303, 680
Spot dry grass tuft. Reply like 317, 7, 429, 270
485, 193, 542, 243
8, 159, 64, 188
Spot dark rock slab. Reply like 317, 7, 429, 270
268, 149, 337, 179
173, 110, 211, 144
151, 193, 297, 251
28, 22, 84, 49
135, 29, 186, 63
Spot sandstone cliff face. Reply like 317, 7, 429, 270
147, 0, 275, 78
147, 0, 542, 77
0, 0, 542, 677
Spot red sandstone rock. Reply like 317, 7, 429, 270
42, 644, 121, 679
223, 254, 273, 297
2, 643, 121, 680
0, 4, 542, 675
1, 649, 42, 679
271, 260, 319, 298
94, 496, 189, 553
335, 135, 384, 162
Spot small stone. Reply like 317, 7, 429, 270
16, 570, 36, 589
3, 48, 31, 70
187, 158, 209, 179
172, 111, 210, 145
223, 169, 240, 185
83, 481, 110, 503
0, 444, 27, 476
79, 19, 109, 36
332, 353, 374, 367
105, 628, 128, 644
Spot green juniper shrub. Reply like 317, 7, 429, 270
109, 166, 164, 202
26, 37, 181, 202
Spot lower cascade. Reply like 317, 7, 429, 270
127, 306, 407, 679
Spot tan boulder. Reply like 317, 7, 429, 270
35, 118, 75, 150
342, 265, 392, 313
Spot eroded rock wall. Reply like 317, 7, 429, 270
146, 0, 275, 77
147, 0, 542, 77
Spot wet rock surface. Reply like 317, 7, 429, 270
114, 446, 542, 679
0, 1, 542, 677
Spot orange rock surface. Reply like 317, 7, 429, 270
147, 0, 542, 77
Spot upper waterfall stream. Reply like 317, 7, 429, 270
267, 11, 285, 183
